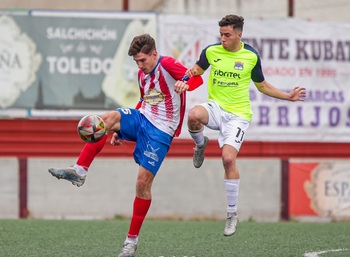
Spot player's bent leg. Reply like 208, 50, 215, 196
224, 212, 238, 236
188, 105, 210, 168
101, 110, 122, 132
48, 165, 86, 187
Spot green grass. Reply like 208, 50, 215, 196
0, 219, 350, 257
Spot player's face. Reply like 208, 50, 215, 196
133, 50, 158, 74
219, 26, 242, 52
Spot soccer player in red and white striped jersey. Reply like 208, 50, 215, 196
49, 34, 203, 257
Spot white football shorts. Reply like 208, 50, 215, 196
199, 100, 250, 151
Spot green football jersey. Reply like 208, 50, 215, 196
197, 42, 264, 121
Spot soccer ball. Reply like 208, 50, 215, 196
77, 115, 106, 143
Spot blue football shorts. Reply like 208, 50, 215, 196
116, 108, 173, 175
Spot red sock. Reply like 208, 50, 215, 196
76, 134, 107, 170
127, 197, 152, 238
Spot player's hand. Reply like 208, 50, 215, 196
174, 80, 189, 94
110, 132, 123, 146
289, 86, 306, 101
185, 67, 198, 77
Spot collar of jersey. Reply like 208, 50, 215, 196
148, 55, 162, 75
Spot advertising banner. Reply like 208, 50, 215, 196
158, 15, 350, 142
289, 160, 350, 220
1, 12, 350, 142
0, 11, 156, 111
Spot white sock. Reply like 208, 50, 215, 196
126, 236, 138, 243
74, 164, 87, 176
225, 179, 240, 213
189, 129, 204, 146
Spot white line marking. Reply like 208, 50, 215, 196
304, 248, 349, 257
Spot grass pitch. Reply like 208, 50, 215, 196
0, 219, 349, 257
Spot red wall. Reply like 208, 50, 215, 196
2, 118, 350, 158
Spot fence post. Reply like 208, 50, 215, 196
19, 158, 28, 218
280, 159, 289, 220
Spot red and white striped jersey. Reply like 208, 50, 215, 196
137, 56, 187, 137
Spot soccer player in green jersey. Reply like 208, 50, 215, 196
175, 14, 306, 236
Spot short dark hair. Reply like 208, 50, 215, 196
128, 34, 156, 56
218, 15, 244, 32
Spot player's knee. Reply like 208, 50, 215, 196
187, 108, 198, 122
222, 155, 236, 170
101, 111, 120, 131
187, 107, 203, 126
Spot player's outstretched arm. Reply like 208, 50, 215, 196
288, 86, 306, 102
255, 80, 306, 102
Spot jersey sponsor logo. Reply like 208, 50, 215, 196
234, 62, 244, 70
213, 78, 239, 87
213, 58, 222, 62
213, 69, 241, 79
143, 88, 165, 105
